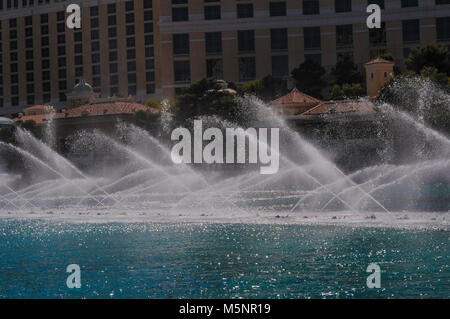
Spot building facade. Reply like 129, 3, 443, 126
0, 0, 449, 115
0, 0, 158, 116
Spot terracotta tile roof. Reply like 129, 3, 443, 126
300, 100, 377, 116
13, 114, 55, 124
24, 105, 51, 112
365, 58, 394, 65
269, 88, 322, 108
13, 102, 159, 124
61, 101, 158, 118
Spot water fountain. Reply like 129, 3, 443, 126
0, 81, 449, 227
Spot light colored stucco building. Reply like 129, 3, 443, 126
0, 0, 449, 115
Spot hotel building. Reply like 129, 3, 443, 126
0, 0, 449, 115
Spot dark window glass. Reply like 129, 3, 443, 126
110, 63, 118, 73
303, 0, 320, 15
305, 54, 322, 65
238, 30, 255, 52
304, 27, 321, 49
402, 19, 420, 43
144, 10, 153, 21
204, 6, 221, 20
90, 6, 99, 16
369, 22, 386, 46
144, 23, 153, 33
336, 24, 353, 48
126, 13, 134, 23
173, 34, 190, 55
144, 0, 153, 9
174, 60, 191, 82
173, 7, 189, 21
205, 32, 222, 54
239, 57, 256, 81
127, 49, 136, 59
436, 17, 450, 41
206, 59, 223, 79
368, 0, 385, 9
146, 60, 155, 70
335, 0, 352, 12
108, 3, 116, 14
237, 3, 253, 18
271, 28, 288, 51
108, 16, 117, 26
272, 55, 289, 77
270, 2, 287, 16
401, 0, 418, 7
125, 1, 134, 11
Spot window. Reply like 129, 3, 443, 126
204, 6, 221, 20
369, 22, 386, 46
127, 49, 136, 59
207, 59, 223, 79
305, 54, 322, 65
173, 34, 190, 55
336, 25, 353, 48
238, 30, 255, 52
436, 0, 450, 4
128, 85, 136, 95
272, 55, 289, 77
271, 29, 288, 51
237, 4, 253, 18
368, 0, 385, 9
144, 10, 153, 21
304, 27, 321, 50
108, 3, 116, 14
436, 17, 450, 41
174, 61, 191, 82
401, 0, 418, 7
303, 0, 320, 15
270, 2, 287, 16
128, 73, 136, 84
239, 57, 256, 81
144, 0, 153, 9
90, 6, 99, 16
335, 0, 352, 13
173, 7, 188, 21
205, 32, 222, 54
108, 16, 117, 26
126, 13, 135, 23
75, 55, 83, 65
110, 64, 118, 73
128, 61, 136, 71
402, 20, 420, 43
125, 1, 134, 11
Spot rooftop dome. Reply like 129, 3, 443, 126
72, 79, 93, 94
0, 117, 15, 126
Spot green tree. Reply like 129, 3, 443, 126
238, 75, 288, 102
331, 55, 363, 86
145, 99, 161, 110
134, 110, 161, 135
0, 126, 16, 144
420, 66, 449, 87
175, 78, 248, 125
329, 83, 364, 100
405, 44, 450, 76
291, 60, 327, 98
378, 52, 394, 62
18, 120, 40, 137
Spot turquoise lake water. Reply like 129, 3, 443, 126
0, 220, 448, 299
